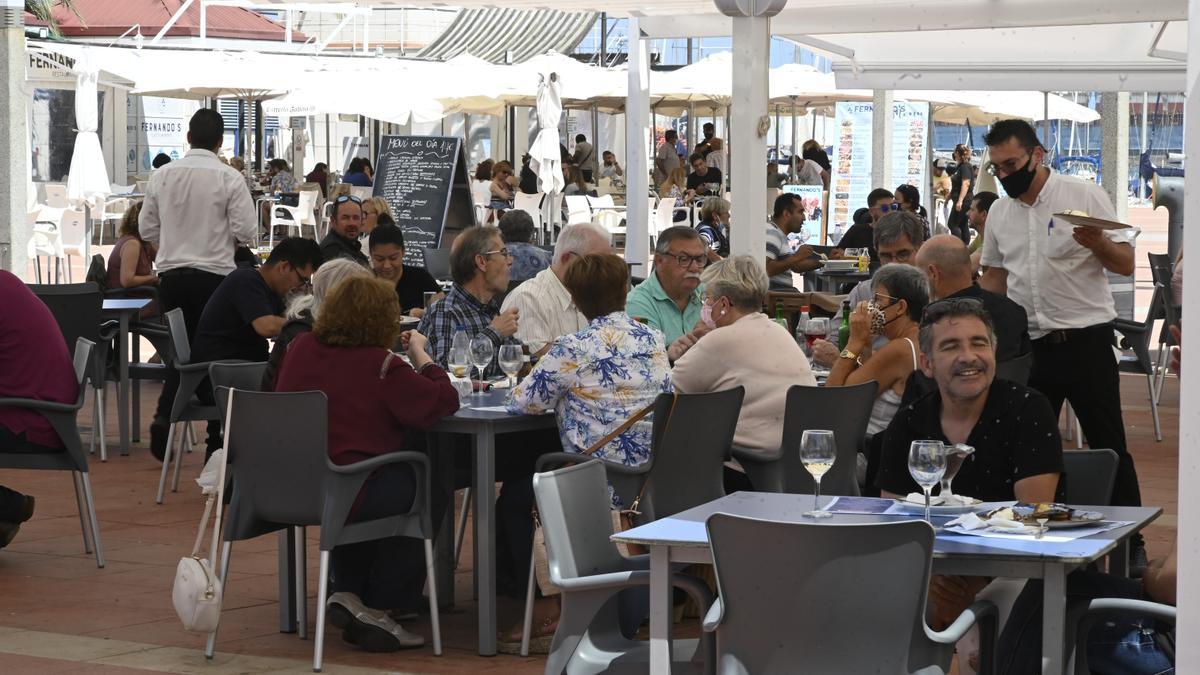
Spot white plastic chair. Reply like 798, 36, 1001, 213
58, 209, 89, 283
109, 183, 135, 195
268, 189, 319, 246
44, 183, 69, 208
654, 196, 678, 234
514, 191, 544, 237
564, 195, 592, 226
28, 207, 65, 283
97, 196, 131, 245
135, 180, 150, 194
349, 186, 372, 202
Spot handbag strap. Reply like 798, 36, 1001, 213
206, 389, 235, 565
622, 392, 679, 515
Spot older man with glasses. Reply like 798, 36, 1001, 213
626, 226, 710, 360
320, 194, 369, 265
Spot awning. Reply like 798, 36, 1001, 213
417, 8, 598, 64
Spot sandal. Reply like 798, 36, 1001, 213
497, 614, 559, 655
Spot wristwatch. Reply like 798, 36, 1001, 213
839, 349, 864, 367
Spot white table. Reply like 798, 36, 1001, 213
612, 492, 1161, 675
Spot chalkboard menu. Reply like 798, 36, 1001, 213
372, 135, 476, 267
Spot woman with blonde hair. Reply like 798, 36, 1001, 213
361, 196, 393, 235
275, 276, 459, 651
659, 166, 690, 223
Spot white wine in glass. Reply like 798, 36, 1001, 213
800, 429, 836, 518
448, 347, 471, 379
498, 344, 523, 389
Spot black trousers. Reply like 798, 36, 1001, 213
947, 205, 971, 244
154, 269, 226, 424
1029, 324, 1141, 507
0, 485, 29, 522
331, 462, 448, 612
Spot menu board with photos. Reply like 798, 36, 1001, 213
372, 135, 476, 267
828, 101, 930, 244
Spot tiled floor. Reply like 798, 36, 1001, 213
3, 206, 1180, 673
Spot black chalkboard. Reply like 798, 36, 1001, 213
372, 135, 476, 267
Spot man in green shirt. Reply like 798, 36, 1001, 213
626, 226, 707, 356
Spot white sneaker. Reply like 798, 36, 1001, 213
326, 592, 425, 651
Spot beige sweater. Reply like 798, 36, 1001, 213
672, 312, 817, 451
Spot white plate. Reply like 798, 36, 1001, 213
892, 498, 982, 515
1052, 212, 1132, 230
398, 317, 420, 327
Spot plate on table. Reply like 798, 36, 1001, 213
980, 503, 1104, 529
398, 316, 421, 328
892, 494, 982, 515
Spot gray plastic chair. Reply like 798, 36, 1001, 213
533, 460, 715, 675
202, 389, 441, 671
30, 283, 118, 461
156, 308, 244, 504
1111, 286, 1164, 441
1071, 598, 1175, 674
0, 338, 104, 568
1061, 448, 1119, 506
995, 351, 1033, 386
704, 514, 996, 675
732, 382, 876, 496
209, 362, 269, 419
422, 247, 451, 282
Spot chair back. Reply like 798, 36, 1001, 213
513, 191, 544, 231
297, 189, 319, 225
110, 183, 135, 195
29, 282, 104, 352
164, 307, 192, 366
653, 197, 677, 234
471, 181, 492, 206
706, 514, 935, 674
533, 460, 626, 585
588, 194, 616, 210
44, 183, 69, 208
210, 362, 268, 421
995, 351, 1033, 385
59, 209, 88, 254
350, 186, 372, 201
641, 387, 745, 521
778, 382, 876, 496
422, 247, 452, 281
1062, 449, 1119, 506
135, 180, 150, 194
564, 195, 592, 225
223, 390, 329, 540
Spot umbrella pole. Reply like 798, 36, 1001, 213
791, 96, 798, 171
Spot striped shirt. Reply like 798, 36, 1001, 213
765, 221, 795, 290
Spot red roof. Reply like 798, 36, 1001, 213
24, 0, 306, 42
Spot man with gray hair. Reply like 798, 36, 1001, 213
501, 222, 613, 355
416, 225, 519, 378
812, 210, 927, 366
626, 226, 708, 348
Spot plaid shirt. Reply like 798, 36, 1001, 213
416, 283, 519, 378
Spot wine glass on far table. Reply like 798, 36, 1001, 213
800, 430, 836, 518
498, 344, 523, 389
804, 318, 829, 354
469, 335, 494, 401
908, 440, 948, 523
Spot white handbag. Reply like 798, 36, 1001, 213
172, 391, 233, 633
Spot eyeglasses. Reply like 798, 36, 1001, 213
986, 153, 1032, 177
292, 267, 311, 288
480, 248, 512, 259
920, 297, 985, 325
333, 195, 363, 205
663, 252, 708, 268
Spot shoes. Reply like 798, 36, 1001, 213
326, 592, 424, 651
497, 613, 558, 655
0, 496, 33, 549
387, 609, 419, 622
150, 420, 168, 462
1130, 542, 1150, 578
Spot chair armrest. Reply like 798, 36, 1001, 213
327, 451, 430, 476
180, 358, 249, 373
98, 320, 120, 341
0, 396, 80, 413
1081, 598, 1176, 623
926, 599, 996, 644
702, 597, 724, 633
1110, 320, 1147, 335
731, 445, 784, 465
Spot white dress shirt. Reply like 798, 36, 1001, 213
980, 171, 1132, 338
500, 267, 588, 354
140, 148, 258, 276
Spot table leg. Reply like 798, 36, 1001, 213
473, 425, 497, 656
650, 545, 674, 674
1109, 540, 1130, 577
432, 433, 456, 608
117, 314, 131, 456
278, 529, 298, 633
1041, 563, 1067, 675
131, 331, 141, 443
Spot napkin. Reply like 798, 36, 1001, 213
946, 512, 1038, 534
905, 493, 944, 506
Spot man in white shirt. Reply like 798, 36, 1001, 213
653, 130, 681, 186
140, 108, 257, 460
599, 151, 624, 180
979, 119, 1142, 530
501, 221, 612, 356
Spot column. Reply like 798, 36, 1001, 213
0, 1, 27, 275
728, 13, 770, 260
1100, 91, 1130, 223
871, 89, 894, 190
624, 16, 651, 276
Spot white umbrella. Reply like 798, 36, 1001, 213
66, 67, 110, 202
530, 70, 565, 195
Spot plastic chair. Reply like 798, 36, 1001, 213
1061, 448, 1119, 506
0, 338, 105, 567
58, 209, 89, 283
349, 186, 372, 202
97, 196, 132, 245
704, 514, 996, 675
1111, 285, 1164, 441
29, 283, 117, 461
1147, 252, 1179, 400
44, 183, 69, 208
203, 389, 442, 670
210, 362, 268, 417
732, 382, 876, 496
155, 308, 240, 504
28, 206, 66, 284
533, 460, 714, 675
422, 247, 451, 282
514, 191, 545, 239
995, 351, 1033, 386
565, 195, 592, 226
1070, 598, 1175, 675
653, 197, 677, 235
269, 189, 319, 246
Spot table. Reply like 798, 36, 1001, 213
429, 390, 558, 656
813, 267, 870, 293
612, 492, 1161, 675
101, 298, 151, 456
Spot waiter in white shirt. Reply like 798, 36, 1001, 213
139, 108, 258, 460
979, 120, 1142, 518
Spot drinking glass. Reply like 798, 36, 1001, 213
938, 443, 976, 498
908, 440, 948, 522
469, 335, 494, 400
804, 318, 828, 353
800, 430, 836, 518
450, 376, 473, 407
498, 344, 523, 389
448, 347, 471, 380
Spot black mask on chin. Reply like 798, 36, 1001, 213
999, 156, 1037, 198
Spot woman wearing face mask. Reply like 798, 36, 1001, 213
673, 256, 817, 458
825, 263, 929, 439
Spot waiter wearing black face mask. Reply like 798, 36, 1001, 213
977, 120, 1145, 561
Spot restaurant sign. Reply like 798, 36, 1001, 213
27, 49, 76, 82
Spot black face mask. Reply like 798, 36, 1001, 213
999, 156, 1037, 198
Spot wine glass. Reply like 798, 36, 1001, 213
938, 443, 976, 500
804, 318, 828, 354
447, 347, 471, 380
800, 430, 836, 518
469, 335, 494, 400
498, 344, 523, 389
908, 440, 948, 523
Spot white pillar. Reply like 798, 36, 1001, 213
624, 16, 651, 276
1100, 91, 1130, 223
871, 89, 894, 190
1177, 0, 1200, 665
0, 1, 27, 275
728, 13, 770, 261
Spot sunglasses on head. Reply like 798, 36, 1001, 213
334, 195, 363, 205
